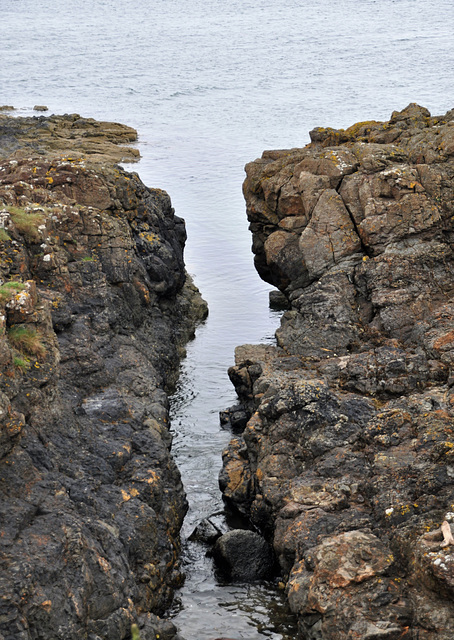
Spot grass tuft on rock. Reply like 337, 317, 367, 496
8, 206, 46, 242
8, 325, 46, 359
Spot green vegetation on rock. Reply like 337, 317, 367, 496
8, 325, 46, 359
12, 354, 30, 373
0, 281, 25, 303
8, 206, 46, 242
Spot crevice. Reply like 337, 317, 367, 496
345, 204, 372, 259
334, 175, 372, 259
274, 173, 294, 218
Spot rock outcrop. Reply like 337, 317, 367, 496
221, 104, 454, 639
0, 112, 140, 164
0, 114, 207, 639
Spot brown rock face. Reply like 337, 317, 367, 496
0, 117, 207, 639
222, 104, 454, 639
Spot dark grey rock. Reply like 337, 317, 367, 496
269, 289, 289, 310
0, 116, 207, 640
213, 529, 274, 581
219, 403, 250, 432
189, 512, 229, 544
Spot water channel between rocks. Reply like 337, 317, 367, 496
125, 136, 300, 638
2, 1, 453, 638
168, 310, 298, 640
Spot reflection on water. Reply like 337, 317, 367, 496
169, 542, 297, 640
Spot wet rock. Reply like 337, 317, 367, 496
269, 289, 289, 310
219, 435, 255, 515
219, 403, 250, 432
0, 115, 207, 639
222, 105, 454, 639
213, 529, 275, 581
137, 614, 183, 640
189, 511, 229, 544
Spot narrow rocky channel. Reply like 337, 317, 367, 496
168, 316, 298, 639
3, 104, 454, 640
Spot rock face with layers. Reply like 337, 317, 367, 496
0, 115, 207, 640
221, 104, 454, 639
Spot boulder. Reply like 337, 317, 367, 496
213, 529, 275, 581
189, 512, 229, 544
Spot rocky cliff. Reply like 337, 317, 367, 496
220, 104, 454, 639
0, 114, 207, 640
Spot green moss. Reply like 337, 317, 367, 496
131, 624, 141, 640
0, 281, 25, 303
344, 120, 382, 137
0, 228, 10, 242
12, 354, 30, 373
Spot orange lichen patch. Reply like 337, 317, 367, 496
139, 231, 160, 245
225, 459, 248, 493
143, 470, 159, 485
97, 556, 111, 573
4, 417, 24, 437
432, 409, 451, 420
133, 279, 150, 304
29, 533, 51, 547
121, 489, 131, 502
433, 330, 454, 349
40, 600, 52, 610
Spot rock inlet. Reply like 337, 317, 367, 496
0, 114, 207, 639
221, 104, 454, 639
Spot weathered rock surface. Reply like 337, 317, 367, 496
0, 115, 207, 639
221, 104, 454, 639
0, 112, 140, 164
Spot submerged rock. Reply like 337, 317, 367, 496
0, 115, 207, 639
213, 529, 275, 581
222, 104, 454, 639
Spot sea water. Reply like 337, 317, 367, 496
1, 0, 453, 637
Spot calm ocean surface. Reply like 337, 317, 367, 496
1, 0, 453, 637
